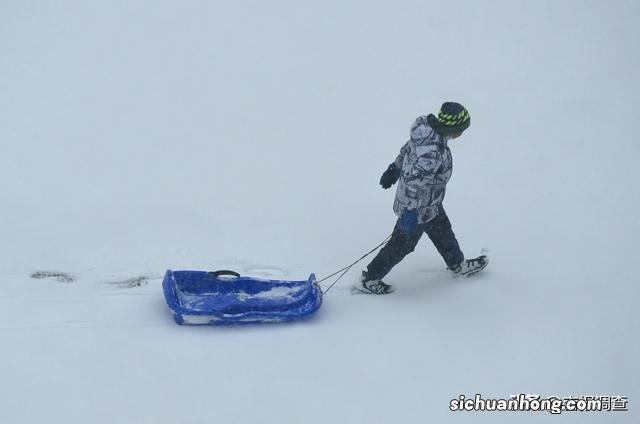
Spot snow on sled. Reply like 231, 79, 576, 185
162, 270, 322, 325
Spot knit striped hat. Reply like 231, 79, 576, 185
437, 102, 470, 135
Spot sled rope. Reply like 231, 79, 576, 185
319, 234, 392, 294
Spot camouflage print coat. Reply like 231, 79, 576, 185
392, 115, 453, 224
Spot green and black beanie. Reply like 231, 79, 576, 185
437, 102, 470, 135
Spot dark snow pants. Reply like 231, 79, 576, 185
366, 206, 464, 280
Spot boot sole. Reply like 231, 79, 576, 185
458, 257, 489, 277
354, 284, 395, 295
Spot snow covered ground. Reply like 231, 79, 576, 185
1, 1, 638, 423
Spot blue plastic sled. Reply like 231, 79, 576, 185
162, 270, 322, 325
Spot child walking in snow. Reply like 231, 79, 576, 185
359, 102, 488, 294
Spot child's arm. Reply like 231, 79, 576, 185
380, 140, 410, 189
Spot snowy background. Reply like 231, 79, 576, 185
1, 1, 638, 423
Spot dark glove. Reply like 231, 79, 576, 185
398, 210, 419, 234
379, 163, 401, 189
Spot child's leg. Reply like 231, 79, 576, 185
366, 220, 423, 280
424, 206, 464, 269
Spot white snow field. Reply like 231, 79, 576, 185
1, 1, 638, 423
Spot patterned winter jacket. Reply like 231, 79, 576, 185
392, 115, 453, 224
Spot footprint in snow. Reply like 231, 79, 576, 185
31, 271, 76, 283
102, 273, 162, 288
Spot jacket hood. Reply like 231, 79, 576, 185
410, 115, 431, 140
410, 114, 446, 141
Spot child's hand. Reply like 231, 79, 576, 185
380, 163, 401, 189
399, 210, 419, 234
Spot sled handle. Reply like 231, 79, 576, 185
208, 270, 241, 278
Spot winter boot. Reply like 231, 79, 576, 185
358, 271, 394, 295
450, 255, 488, 277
